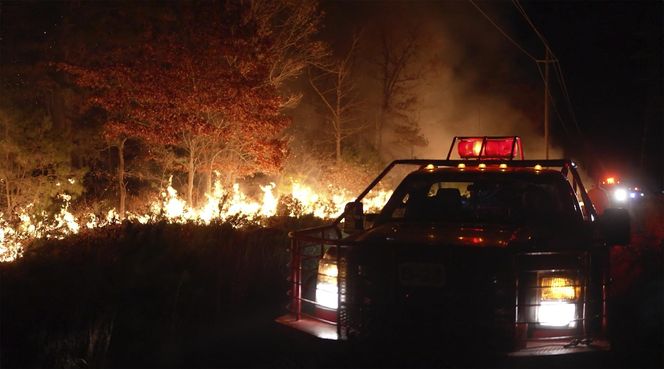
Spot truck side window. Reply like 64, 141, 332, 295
391, 194, 409, 219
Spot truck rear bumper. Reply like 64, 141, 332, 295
508, 338, 610, 357
276, 313, 611, 357
276, 314, 339, 340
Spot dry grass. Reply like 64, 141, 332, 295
0, 217, 324, 368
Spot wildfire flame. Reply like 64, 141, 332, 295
0, 176, 392, 262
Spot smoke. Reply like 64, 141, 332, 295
286, 1, 572, 191
356, 2, 564, 161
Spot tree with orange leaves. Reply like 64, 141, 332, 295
59, 1, 325, 215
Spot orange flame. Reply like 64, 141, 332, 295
0, 175, 392, 262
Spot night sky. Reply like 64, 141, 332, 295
520, 1, 662, 188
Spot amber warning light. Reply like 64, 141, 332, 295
453, 136, 523, 160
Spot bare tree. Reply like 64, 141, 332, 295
373, 25, 426, 155
245, 0, 328, 88
309, 34, 366, 165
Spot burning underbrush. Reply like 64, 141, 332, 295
0, 177, 392, 263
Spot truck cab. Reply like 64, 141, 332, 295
277, 136, 630, 356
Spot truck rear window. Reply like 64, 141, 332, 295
379, 173, 579, 225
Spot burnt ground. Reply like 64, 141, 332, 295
0, 203, 662, 368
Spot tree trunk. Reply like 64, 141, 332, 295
4, 177, 11, 215
335, 121, 342, 165
374, 116, 380, 150
376, 107, 386, 153
4, 141, 11, 214
376, 128, 383, 154
187, 150, 195, 207
118, 138, 127, 220
205, 163, 213, 196
225, 172, 235, 189
50, 88, 72, 138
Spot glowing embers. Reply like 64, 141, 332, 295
537, 276, 579, 327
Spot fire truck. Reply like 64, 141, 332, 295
599, 176, 646, 208
277, 136, 631, 356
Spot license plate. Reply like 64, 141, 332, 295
399, 262, 446, 287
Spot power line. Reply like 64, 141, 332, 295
535, 62, 572, 137
513, 0, 605, 172
471, 0, 601, 167
550, 61, 606, 173
552, 62, 584, 137
467, 0, 538, 62
469, 0, 556, 158
512, 0, 553, 52
513, 0, 585, 139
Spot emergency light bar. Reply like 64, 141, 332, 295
446, 136, 524, 160
602, 177, 619, 185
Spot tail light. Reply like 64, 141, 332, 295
537, 276, 579, 327
316, 258, 339, 309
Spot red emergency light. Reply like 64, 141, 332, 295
458, 139, 484, 158
451, 136, 523, 160
602, 177, 618, 185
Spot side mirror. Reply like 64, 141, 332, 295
343, 201, 364, 234
598, 208, 631, 246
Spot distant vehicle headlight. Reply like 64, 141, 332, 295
613, 188, 628, 202
538, 276, 579, 327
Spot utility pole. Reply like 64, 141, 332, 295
538, 47, 552, 160
544, 47, 550, 159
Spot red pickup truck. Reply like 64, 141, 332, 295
278, 136, 630, 357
